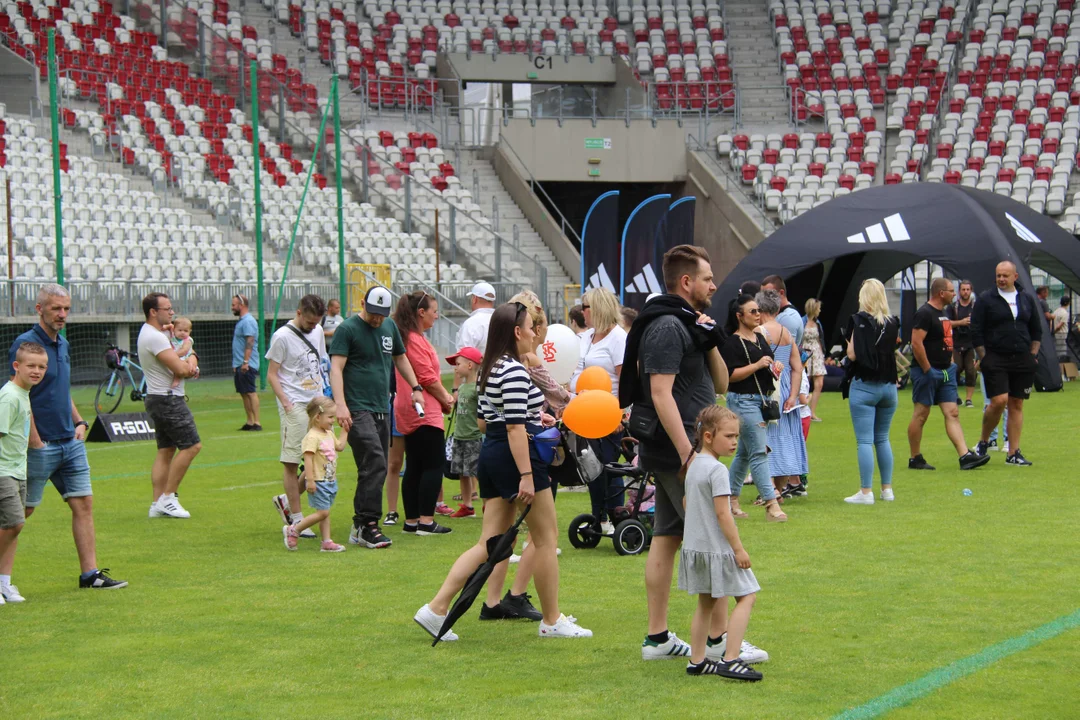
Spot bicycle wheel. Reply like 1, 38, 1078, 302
95, 372, 125, 415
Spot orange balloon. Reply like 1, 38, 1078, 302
576, 365, 612, 394
564, 390, 622, 439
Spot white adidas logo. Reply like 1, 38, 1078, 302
625, 263, 664, 295
583, 262, 618, 294
847, 213, 911, 244
1006, 213, 1042, 243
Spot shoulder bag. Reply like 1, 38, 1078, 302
740, 334, 781, 422
286, 324, 333, 398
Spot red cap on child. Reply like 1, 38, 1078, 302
445, 347, 483, 366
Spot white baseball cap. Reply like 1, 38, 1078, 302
468, 281, 497, 302
364, 286, 393, 316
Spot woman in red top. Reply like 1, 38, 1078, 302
394, 292, 455, 535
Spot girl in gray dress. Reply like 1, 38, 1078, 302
679, 405, 765, 681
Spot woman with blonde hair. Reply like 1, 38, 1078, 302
569, 287, 627, 535
801, 298, 826, 422
843, 279, 900, 506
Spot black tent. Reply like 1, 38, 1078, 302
711, 184, 1080, 391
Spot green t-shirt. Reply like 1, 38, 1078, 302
0, 381, 31, 479
453, 381, 482, 441
328, 314, 406, 413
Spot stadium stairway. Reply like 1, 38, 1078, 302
725, 0, 793, 131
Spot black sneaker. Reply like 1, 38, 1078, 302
382, 511, 399, 526
975, 440, 990, 457
499, 591, 543, 621
359, 525, 392, 548
79, 569, 128, 589
1006, 450, 1033, 466
959, 451, 992, 470
987, 438, 998, 450
401, 523, 418, 534
250, 424, 263, 431
478, 602, 511, 621
964, 399, 974, 408
416, 522, 452, 536
686, 658, 763, 681
908, 455, 935, 470
239, 424, 253, 431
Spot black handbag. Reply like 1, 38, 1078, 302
740, 335, 781, 422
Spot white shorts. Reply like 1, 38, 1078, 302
279, 404, 310, 464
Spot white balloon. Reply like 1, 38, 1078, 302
539, 324, 580, 385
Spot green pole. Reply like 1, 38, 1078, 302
47, 29, 64, 290
270, 80, 334, 326
333, 75, 346, 309
251, 60, 267, 390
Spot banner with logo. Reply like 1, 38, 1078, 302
665, 196, 696, 248
580, 191, 620, 297
620, 194, 672, 310
88, 413, 157, 443
899, 266, 917, 343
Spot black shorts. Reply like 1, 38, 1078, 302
233, 366, 258, 394
981, 350, 1037, 400
144, 394, 201, 450
477, 423, 551, 501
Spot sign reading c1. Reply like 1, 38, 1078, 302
87, 412, 157, 443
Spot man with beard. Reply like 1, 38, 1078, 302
266, 294, 328, 537
619, 245, 743, 662
231, 294, 261, 431
946, 280, 978, 407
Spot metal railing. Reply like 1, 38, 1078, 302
498, 134, 583, 250
687, 132, 777, 234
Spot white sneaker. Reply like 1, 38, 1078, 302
348, 524, 362, 545
0, 592, 5, 605
1003, 443, 1010, 455
156, 493, 191, 519
413, 604, 459, 642
844, 492, 875, 505
538, 613, 593, 638
880, 489, 895, 501
291, 515, 316, 539
509, 553, 521, 564
642, 632, 692, 660
148, 500, 166, 518
706, 636, 770, 664
272, 494, 290, 523
600, 521, 615, 535
1, 584, 26, 603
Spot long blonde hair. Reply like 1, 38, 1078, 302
858, 279, 890, 325
582, 287, 621, 335
804, 298, 821, 321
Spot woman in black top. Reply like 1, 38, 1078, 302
842, 279, 900, 505
720, 294, 787, 522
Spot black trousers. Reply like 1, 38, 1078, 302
349, 411, 389, 528
402, 425, 445, 519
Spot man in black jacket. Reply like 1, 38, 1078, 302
972, 261, 1042, 466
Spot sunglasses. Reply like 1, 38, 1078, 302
741, 308, 761, 315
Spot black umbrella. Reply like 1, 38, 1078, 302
431, 501, 532, 646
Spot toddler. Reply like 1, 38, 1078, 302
170, 317, 198, 389
446, 347, 484, 518
680, 405, 765, 681
282, 397, 348, 552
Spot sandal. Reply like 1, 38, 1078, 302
765, 499, 788, 523
452, 494, 463, 501
731, 503, 749, 519
752, 496, 767, 506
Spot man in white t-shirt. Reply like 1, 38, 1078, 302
322, 299, 344, 340
137, 292, 202, 519
453, 281, 496, 394
1053, 295, 1071, 361
266, 294, 327, 535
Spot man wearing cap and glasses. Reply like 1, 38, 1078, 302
329, 286, 427, 549
452, 282, 496, 395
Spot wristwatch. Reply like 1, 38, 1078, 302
75, 420, 89, 429
412, 385, 423, 392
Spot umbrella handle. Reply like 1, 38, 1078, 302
508, 496, 532, 527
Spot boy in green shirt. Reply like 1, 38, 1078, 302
0, 342, 48, 606
445, 347, 484, 518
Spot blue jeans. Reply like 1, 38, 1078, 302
848, 379, 898, 489
726, 393, 775, 502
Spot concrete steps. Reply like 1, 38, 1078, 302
724, 0, 791, 129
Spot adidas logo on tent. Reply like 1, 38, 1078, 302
584, 262, 618, 294
846, 213, 911, 244
1006, 213, 1042, 243
625, 263, 665, 295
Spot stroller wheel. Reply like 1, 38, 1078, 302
568, 513, 601, 549
613, 519, 648, 556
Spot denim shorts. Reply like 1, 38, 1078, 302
308, 480, 338, 511
26, 438, 92, 507
910, 363, 959, 406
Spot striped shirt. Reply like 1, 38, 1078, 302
480, 355, 544, 425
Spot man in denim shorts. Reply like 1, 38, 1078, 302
5, 284, 127, 591
138, 292, 202, 519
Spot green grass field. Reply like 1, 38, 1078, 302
3, 379, 1079, 719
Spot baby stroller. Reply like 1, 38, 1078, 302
567, 458, 655, 556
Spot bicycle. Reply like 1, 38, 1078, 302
95, 346, 148, 415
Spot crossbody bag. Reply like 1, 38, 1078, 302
286, 324, 333, 398
739, 333, 781, 422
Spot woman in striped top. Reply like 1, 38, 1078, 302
415, 303, 592, 641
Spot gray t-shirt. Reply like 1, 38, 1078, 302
777, 305, 804, 347
683, 453, 733, 555
638, 315, 716, 471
